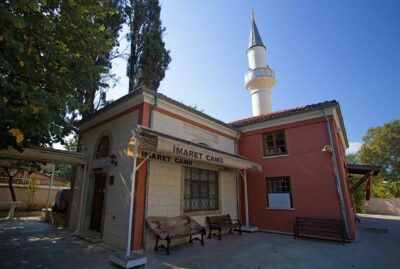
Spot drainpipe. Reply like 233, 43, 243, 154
321, 108, 350, 239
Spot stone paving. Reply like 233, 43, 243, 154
0, 215, 399, 269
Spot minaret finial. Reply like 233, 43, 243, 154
251, 10, 254, 21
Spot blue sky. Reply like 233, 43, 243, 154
109, 0, 400, 154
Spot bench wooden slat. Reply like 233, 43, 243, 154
294, 216, 345, 245
206, 214, 241, 240
146, 216, 206, 255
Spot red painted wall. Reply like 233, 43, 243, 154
238, 117, 355, 238
132, 102, 151, 250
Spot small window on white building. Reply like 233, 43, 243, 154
96, 136, 110, 159
184, 167, 218, 212
266, 177, 293, 209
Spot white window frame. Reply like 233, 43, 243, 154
266, 176, 293, 209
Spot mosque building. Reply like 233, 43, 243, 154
68, 13, 372, 252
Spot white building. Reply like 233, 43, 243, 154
69, 89, 260, 250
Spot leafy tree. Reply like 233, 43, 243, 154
0, 0, 118, 150
125, 0, 171, 92
54, 137, 78, 182
358, 120, 400, 197
74, 0, 124, 119
346, 153, 358, 164
353, 184, 365, 213
25, 178, 40, 211
0, 160, 41, 202
346, 153, 363, 212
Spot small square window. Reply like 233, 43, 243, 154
263, 131, 287, 156
184, 167, 219, 212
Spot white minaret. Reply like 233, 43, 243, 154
245, 11, 275, 116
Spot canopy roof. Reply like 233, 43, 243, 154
347, 163, 381, 193
137, 126, 261, 172
347, 164, 381, 176
0, 146, 88, 165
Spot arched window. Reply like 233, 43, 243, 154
96, 136, 110, 159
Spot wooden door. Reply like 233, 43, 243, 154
90, 174, 107, 232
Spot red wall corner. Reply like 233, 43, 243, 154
132, 102, 151, 250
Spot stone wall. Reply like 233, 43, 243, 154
362, 198, 400, 216
0, 184, 63, 211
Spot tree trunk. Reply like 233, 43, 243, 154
8, 175, 16, 202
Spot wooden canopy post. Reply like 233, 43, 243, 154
365, 176, 371, 201
350, 171, 374, 193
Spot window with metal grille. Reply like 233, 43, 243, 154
266, 176, 293, 208
184, 167, 218, 212
263, 130, 287, 156
96, 136, 110, 159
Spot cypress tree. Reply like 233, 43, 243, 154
125, 0, 171, 92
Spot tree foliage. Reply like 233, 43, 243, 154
0, 160, 41, 202
0, 0, 118, 150
346, 153, 358, 164
25, 178, 40, 211
125, 0, 171, 91
358, 120, 400, 197
346, 153, 364, 212
54, 137, 78, 182
74, 0, 124, 119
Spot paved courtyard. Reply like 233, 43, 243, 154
0, 214, 399, 269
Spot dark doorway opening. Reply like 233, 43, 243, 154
90, 173, 107, 232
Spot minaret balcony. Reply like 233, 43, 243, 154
244, 65, 275, 85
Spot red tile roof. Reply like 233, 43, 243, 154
229, 100, 338, 127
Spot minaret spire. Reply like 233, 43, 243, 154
244, 11, 275, 116
248, 11, 265, 51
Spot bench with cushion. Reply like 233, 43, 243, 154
293, 216, 345, 245
206, 214, 241, 240
146, 215, 206, 255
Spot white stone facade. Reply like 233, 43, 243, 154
144, 106, 239, 248
153, 111, 235, 154
70, 111, 139, 249
144, 159, 238, 249
70, 92, 241, 250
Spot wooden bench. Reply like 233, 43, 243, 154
294, 216, 345, 245
206, 214, 241, 240
146, 216, 206, 255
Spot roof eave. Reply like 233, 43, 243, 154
231, 101, 338, 128
330, 102, 350, 148
76, 87, 145, 128
143, 88, 238, 133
